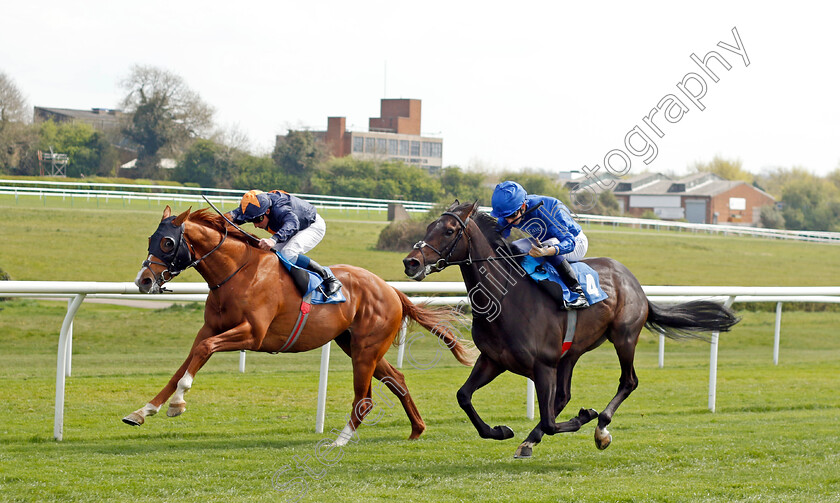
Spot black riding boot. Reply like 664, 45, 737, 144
553, 258, 589, 310
287, 266, 312, 296
305, 258, 342, 297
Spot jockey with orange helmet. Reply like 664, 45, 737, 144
229, 189, 340, 296
490, 180, 589, 309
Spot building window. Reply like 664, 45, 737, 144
422, 142, 433, 157
399, 140, 409, 156
377, 138, 387, 154
388, 139, 398, 155
353, 137, 364, 153
365, 137, 375, 153
410, 141, 420, 156
427, 142, 442, 158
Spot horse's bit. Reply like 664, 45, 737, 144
412, 211, 473, 273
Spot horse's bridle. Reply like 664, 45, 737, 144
142, 217, 246, 291
412, 209, 534, 274
412, 211, 474, 273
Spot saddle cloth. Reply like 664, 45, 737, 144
274, 252, 346, 305
511, 238, 608, 306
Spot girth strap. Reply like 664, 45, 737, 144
278, 292, 313, 352
561, 310, 577, 357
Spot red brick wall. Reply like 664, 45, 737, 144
370, 99, 421, 134
709, 184, 775, 224
326, 117, 346, 157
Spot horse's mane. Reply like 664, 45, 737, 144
471, 210, 510, 253
188, 208, 258, 245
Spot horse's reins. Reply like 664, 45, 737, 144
145, 203, 257, 291
414, 204, 545, 271
202, 195, 261, 244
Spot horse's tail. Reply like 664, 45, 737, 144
393, 288, 478, 367
645, 300, 740, 341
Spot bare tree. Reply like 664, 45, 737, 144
0, 71, 28, 125
119, 65, 215, 177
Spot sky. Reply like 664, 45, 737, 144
3, 1, 840, 178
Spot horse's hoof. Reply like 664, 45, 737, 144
513, 443, 533, 459
494, 425, 515, 440
167, 402, 186, 417
594, 427, 612, 450
122, 412, 144, 426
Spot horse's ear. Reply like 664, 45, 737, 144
162, 205, 172, 221
172, 207, 192, 226
469, 200, 480, 217
447, 199, 461, 211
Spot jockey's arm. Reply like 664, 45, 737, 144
273, 212, 301, 243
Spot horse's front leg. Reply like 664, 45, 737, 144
515, 357, 596, 458
122, 320, 256, 426
456, 354, 513, 440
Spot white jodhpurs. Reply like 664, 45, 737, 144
277, 214, 326, 264
561, 232, 588, 262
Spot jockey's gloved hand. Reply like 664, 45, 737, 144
529, 245, 557, 258
258, 238, 277, 251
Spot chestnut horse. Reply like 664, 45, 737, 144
125, 206, 475, 443
403, 201, 739, 458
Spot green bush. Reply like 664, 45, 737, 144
376, 219, 428, 252
0, 265, 10, 302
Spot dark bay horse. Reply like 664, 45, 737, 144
126, 206, 475, 444
402, 201, 739, 458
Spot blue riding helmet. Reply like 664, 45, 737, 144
239, 190, 270, 221
490, 181, 527, 218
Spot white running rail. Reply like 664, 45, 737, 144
2, 281, 839, 440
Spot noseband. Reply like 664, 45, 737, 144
412, 211, 473, 272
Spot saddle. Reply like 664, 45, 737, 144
274, 252, 346, 305
509, 238, 608, 308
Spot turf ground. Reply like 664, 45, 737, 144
0, 193, 839, 502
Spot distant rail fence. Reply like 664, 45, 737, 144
0, 179, 436, 214
577, 214, 840, 244
2, 280, 839, 441
2, 179, 839, 243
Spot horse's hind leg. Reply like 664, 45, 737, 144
595, 336, 639, 450
373, 358, 425, 439
334, 332, 426, 440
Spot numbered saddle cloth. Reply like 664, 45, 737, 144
510, 238, 608, 306
520, 256, 608, 306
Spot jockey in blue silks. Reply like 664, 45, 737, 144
491, 180, 589, 309
229, 189, 341, 296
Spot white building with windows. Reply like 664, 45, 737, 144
294, 98, 443, 174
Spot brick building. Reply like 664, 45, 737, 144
289, 98, 443, 174
570, 172, 776, 225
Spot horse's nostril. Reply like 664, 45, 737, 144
141, 277, 152, 286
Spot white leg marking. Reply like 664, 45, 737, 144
333, 423, 355, 447
141, 402, 161, 417
172, 371, 193, 404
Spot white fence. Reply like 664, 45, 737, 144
0, 179, 436, 213
2, 280, 839, 441
3, 179, 840, 243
